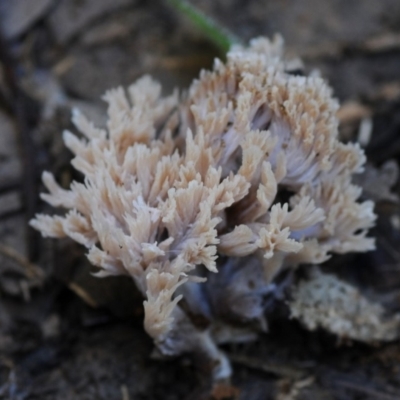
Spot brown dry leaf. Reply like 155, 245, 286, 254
211, 383, 240, 400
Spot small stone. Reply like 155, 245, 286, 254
41, 314, 61, 338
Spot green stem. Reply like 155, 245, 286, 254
167, 0, 240, 53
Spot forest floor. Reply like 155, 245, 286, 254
1, 0, 400, 399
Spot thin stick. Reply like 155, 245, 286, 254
0, 242, 44, 280
68, 282, 98, 308
229, 354, 307, 380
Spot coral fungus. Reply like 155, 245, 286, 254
31, 36, 376, 379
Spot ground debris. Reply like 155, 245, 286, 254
289, 268, 400, 342
2, 0, 400, 399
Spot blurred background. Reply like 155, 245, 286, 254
1, 1, 400, 399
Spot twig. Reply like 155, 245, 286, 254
276, 376, 315, 400
229, 354, 307, 380
68, 282, 98, 308
361, 33, 400, 53
296, 32, 400, 61
0, 242, 44, 280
